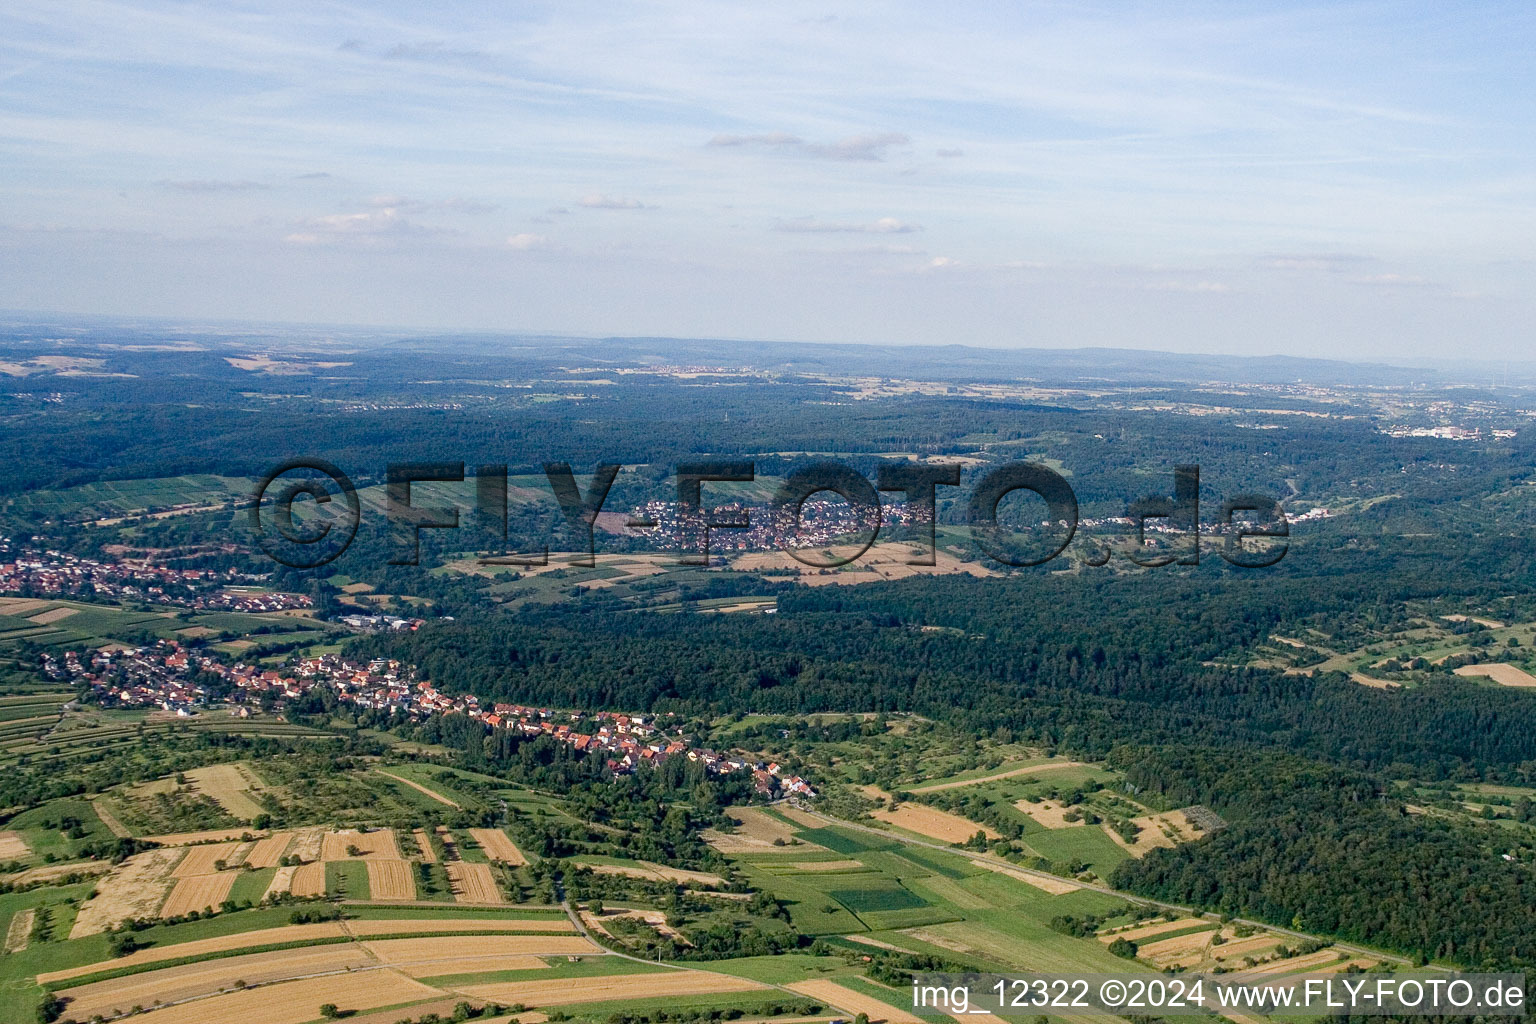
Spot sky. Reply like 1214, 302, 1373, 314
1, 1, 1533, 359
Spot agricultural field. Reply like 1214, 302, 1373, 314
1235, 601, 1536, 689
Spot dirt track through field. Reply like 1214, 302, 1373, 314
378, 770, 463, 808
89, 800, 131, 838
467, 828, 527, 865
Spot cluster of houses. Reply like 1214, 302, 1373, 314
625, 496, 927, 556
0, 540, 309, 612
42, 642, 816, 798
1382, 424, 1520, 441
300, 653, 815, 797
39, 642, 274, 716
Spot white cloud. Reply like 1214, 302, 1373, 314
708, 131, 910, 162
506, 232, 547, 249
775, 216, 919, 234
158, 179, 269, 193
578, 194, 646, 209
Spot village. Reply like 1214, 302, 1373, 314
41, 641, 817, 799
0, 536, 312, 612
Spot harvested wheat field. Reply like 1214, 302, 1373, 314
468, 827, 527, 865
367, 859, 418, 900
704, 806, 824, 853
160, 871, 238, 917
5, 861, 112, 886
446, 861, 504, 903
362, 934, 596, 966
1100, 917, 1209, 943
185, 762, 267, 820
1233, 949, 1350, 977
97, 968, 443, 1024
284, 825, 326, 862
1455, 663, 1536, 688
977, 859, 1082, 894
379, 769, 462, 808
27, 606, 77, 624
58, 944, 376, 1019
173, 841, 243, 877
70, 847, 183, 937
1013, 799, 1075, 829
289, 860, 326, 897
871, 804, 1000, 844
346, 917, 577, 937
0, 830, 30, 859
244, 830, 294, 869
322, 828, 400, 860
5, 909, 32, 953
1139, 928, 1228, 968
460, 970, 766, 1008
784, 980, 922, 1023
405, 953, 550, 978
0, 597, 52, 614
1208, 934, 1283, 962
39, 922, 352, 982
583, 860, 725, 886
412, 828, 437, 862
141, 828, 253, 845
